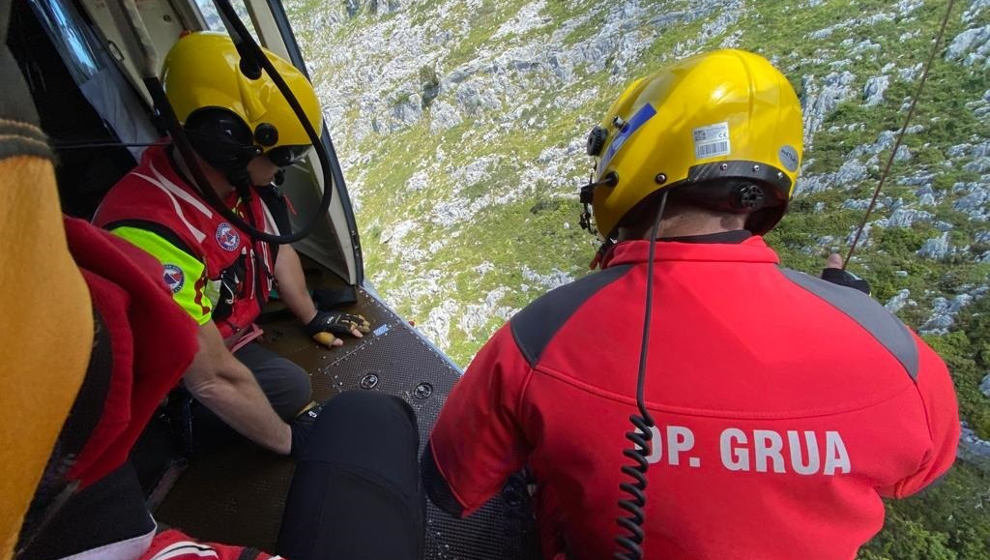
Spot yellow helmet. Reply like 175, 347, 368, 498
161, 31, 324, 174
585, 49, 803, 237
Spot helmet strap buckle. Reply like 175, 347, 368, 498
579, 203, 593, 232
577, 172, 617, 233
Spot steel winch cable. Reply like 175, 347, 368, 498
843, 0, 956, 269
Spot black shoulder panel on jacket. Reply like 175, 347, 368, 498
510, 264, 633, 367
780, 268, 919, 381
421, 444, 464, 517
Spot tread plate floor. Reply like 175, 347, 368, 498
154, 287, 538, 559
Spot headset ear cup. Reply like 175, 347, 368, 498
731, 183, 766, 210
254, 123, 279, 147
184, 108, 258, 175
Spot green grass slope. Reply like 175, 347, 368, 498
286, 0, 989, 555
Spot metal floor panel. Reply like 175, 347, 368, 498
154, 287, 538, 559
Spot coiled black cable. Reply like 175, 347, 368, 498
614, 191, 668, 560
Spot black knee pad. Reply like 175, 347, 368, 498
321, 391, 416, 430
307, 391, 421, 469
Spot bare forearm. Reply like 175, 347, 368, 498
185, 324, 292, 454
189, 361, 292, 454
275, 245, 317, 324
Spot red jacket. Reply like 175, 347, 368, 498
62, 217, 198, 488
426, 235, 959, 560
93, 145, 280, 341
139, 530, 282, 560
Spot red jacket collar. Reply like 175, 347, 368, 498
603, 235, 780, 267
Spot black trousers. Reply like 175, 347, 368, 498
186, 343, 312, 449
234, 342, 312, 420
278, 390, 424, 560
21, 391, 422, 560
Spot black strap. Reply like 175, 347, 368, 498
661, 229, 752, 244
236, 547, 262, 560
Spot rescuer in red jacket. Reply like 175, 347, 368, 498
93, 33, 370, 456
423, 49, 960, 559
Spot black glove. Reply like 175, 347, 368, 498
821, 267, 871, 295
305, 310, 371, 339
289, 401, 324, 458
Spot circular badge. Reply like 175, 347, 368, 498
216, 222, 241, 252
163, 264, 185, 294
778, 145, 799, 172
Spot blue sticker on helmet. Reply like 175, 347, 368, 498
599, 103, 657, 171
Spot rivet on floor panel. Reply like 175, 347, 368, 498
359, 373, 380, 390
413, 382, 433, 400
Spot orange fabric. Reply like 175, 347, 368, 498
0, 156, 93, 559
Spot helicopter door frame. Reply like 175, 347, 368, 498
244, 0, 365, 286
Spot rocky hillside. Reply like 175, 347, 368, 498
284, 0, 988, 556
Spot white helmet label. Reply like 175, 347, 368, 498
693, 122, 731, 159
779, 145, 799, 172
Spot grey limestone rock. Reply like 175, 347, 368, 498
881, 208, 933, 228
959, 425, 990, 473
851, 39, 881, 56
953, 181, 989, 220
981, 374, 990, 398
963, 157, 990, 173
885, 289, 912, 313
919, 294, 973, 334
895, 0, 923, 16
836, 158, 868, 186
946, 25, 990, 66
917, 232, 953, 261
897, 62, 923, 82
842, 198, 878, 210
429, 100, 462, 132
898, 171, 935, 186
863, 75, 889, 107
795, 173, 831, 195
946, 141, 989, 159
845, 221, 873, 247
801, 71, 856, 146
948, 143, 974, 157
963, 0, 990, 23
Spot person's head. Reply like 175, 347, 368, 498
585, 49, 803, 240
161, 32, 323, 191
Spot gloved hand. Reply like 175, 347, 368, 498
821, 253, 871, 295
289, 401, 324, 458
304, 310, 372, 348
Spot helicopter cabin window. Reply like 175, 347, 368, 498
194, 0, 260, 39
8, 0, 156, 218
26, 0, 100, 82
